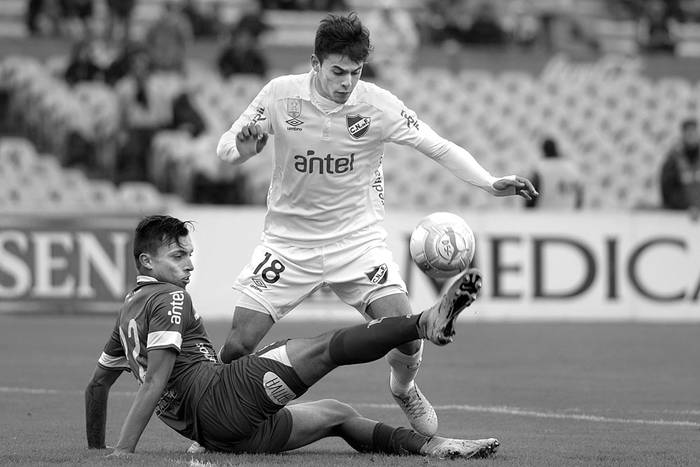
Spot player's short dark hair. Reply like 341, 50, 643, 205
314, 12, 372, 64
133, 215, 193, 267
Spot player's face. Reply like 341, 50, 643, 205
148, 235, 194, 289
312, 54, 363, 104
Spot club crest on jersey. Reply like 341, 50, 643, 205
285, 98, 304, 128
346, 114, 371, 139
366, 264, 388, 284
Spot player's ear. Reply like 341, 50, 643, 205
311, 54, 320, 72
138, 252, 153, 270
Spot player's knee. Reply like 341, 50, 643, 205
396, 338, 422, 355
320, 399, 361, 423
220, 338, 256, 363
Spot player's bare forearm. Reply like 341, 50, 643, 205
85, 366, 122, 448
113, 381, 165, 452
113, 349, 176, 453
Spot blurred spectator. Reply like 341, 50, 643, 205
182, 0, 222, 38
460, 2, 507, 45
145, 1, 193, 72
113, 48, 163, 182
510, 1, 541, 50
304, 0, 347, 10
169, 91, 206, 137
419, 0, 506, 47
64, 39, 102, 86
104, 41, 144, 86
259, 0, 346, 10
525, 0, 597, 55
526, 137, 583, 209
105, 0, 136, 43
363, 0, 419, 73
26, 0, 45, 35
433, 0, 472, 45
660, 118, 700, 219
259, 0, 298, 9
190, 163, 248, 204
637, 0, 679, 54
25, 0, 64, 36
235, 2, 271, 38
63, 129, 98, 176
217, 24, 268, 79
59, 0, 94, 39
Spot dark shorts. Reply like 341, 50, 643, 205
196, 341, 308, 453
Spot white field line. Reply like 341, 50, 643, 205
1, 386, 698, 428
356, 403, 700, 428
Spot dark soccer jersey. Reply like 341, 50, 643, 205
97, 276, 220, 438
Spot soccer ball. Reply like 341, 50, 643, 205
409, 212, 476, 279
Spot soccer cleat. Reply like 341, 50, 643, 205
420, 268, 482, 345
391, 384, 438, 436
422, 436, 500, 459
186, 441, 206, 454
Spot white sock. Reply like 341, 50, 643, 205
387, 342, 423, 396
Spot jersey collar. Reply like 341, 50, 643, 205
136, 275, 158, 284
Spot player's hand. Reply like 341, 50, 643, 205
492, 176, 539, 200
236, 122, 269, 158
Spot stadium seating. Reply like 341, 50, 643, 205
2, 32, 700, 211
134, 52, 700, 211
0, 137, 168, 213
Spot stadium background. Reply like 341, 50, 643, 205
1, 1, 699, 465
1, 0, 698, 321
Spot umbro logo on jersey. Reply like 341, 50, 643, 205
366, 264, 388, 284
347, 114, 371, 139
252, 277, 268, 289
286, 117, 304, 128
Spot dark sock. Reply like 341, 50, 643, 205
371, 422, 429, 455
328, 315, 421, 366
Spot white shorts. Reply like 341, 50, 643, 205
233, 226, 408, 321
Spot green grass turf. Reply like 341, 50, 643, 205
1, 314, 699, 466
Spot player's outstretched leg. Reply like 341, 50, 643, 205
283, 400, 499, 460
288, 271, 483, 386
420, 268, 482, 346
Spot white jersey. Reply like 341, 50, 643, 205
219, 71, 493, 246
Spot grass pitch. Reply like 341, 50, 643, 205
1, 314, 699, 466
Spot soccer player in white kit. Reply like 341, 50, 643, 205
216, 12, 538, 436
